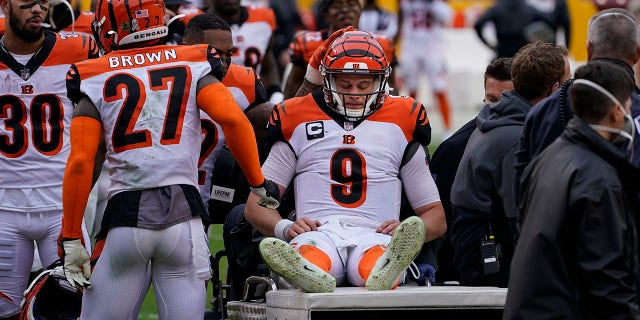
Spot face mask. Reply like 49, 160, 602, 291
573, 79, 635, 160
612, 105, 635, 146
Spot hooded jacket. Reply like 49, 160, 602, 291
516, 59, 640, 191
449, 91, 530, 286
505, 117, 640, 319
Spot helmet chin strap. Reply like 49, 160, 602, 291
167, 13, 185, 26
47, 0, 75, 33
336, 105, 365, 120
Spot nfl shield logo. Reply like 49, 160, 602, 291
343, 122, 354, 131
20, 68, 30, 80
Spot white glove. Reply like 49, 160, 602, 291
63, 239, 92, 289
250, 179, 280, 209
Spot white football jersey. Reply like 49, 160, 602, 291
0, 31, 98, 211
197, 64, 266, 204
262, 92, 435, 227
67, 44, 223, 197
229, 5, 276, 74
399, 0, 452, 42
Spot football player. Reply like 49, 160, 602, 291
397, 0, 454, 132
182, 11, 275, 304
0, 0, 96, 37
0, 0, 98, 317
244, 31, 446, 293
182, 12, 273, 217
283, 0, 398, 99
208, 0, 283, 103
59, 0, 278, 318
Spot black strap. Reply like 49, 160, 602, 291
559, 79, 573, 129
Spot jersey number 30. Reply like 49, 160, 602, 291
0, 94, 63, 158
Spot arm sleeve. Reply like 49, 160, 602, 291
62, 117, 102, 239
66, 65, 83, 104
400, 145, 440, 208
197, 82, 264, 187
84, 34, 100, 59
266, 105, 285, 145
261, 141, 296, 188
413, 102, 432, 146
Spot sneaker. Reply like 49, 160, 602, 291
258, 238, 336, 293
365, 216, 426, 291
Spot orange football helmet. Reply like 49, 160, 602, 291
320, 30, 391, 121
92, 0, 168, 53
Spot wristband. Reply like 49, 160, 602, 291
304, 64, 323, 86
274, 219, 294, 241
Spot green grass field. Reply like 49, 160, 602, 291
137, 224, 227, 320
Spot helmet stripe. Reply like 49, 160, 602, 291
123, 0, 134, 31
106, 0, 118, 42
336, 38, 385, 56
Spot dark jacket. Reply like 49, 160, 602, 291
505, 117, 640, 319
473, 0, 550, 58
515, 59, 640, 199
429, 111, 485, 283
449, 91, 530, 287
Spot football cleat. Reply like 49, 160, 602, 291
365, 216, 426, 291
259, 238, 335, 293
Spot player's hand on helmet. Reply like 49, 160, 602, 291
305, 26, 357, 85
250, 179, 281, 209
62, 239, 92, 289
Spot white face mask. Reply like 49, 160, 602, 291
573, 79, 635, 160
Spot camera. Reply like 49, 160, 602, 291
480, 236, 501, 275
